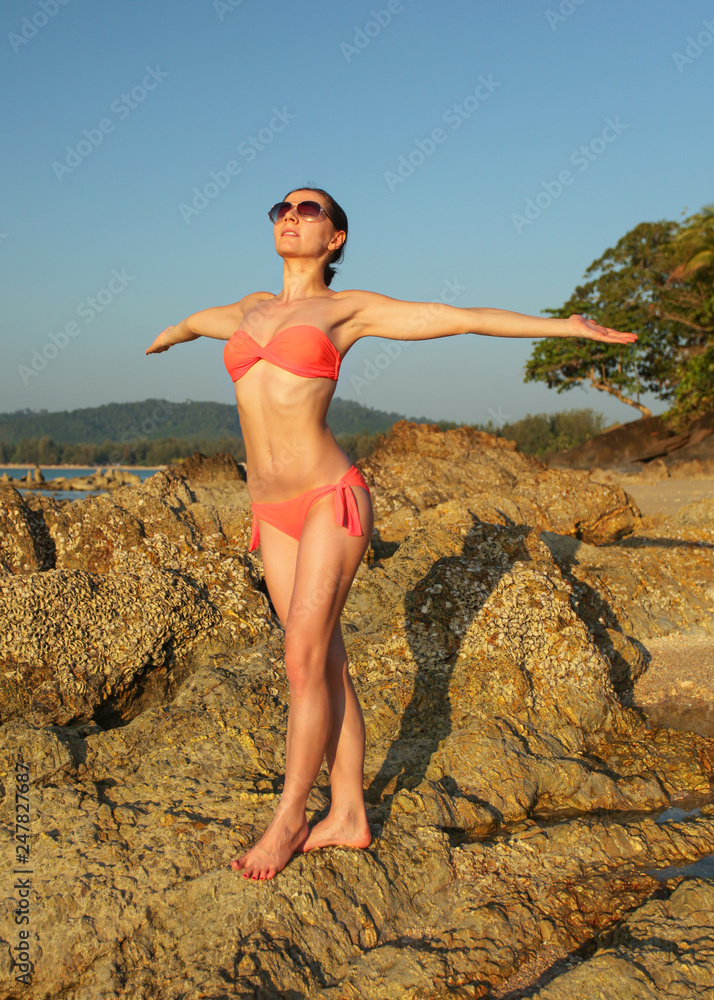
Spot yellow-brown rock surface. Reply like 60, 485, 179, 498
0, 423, 712, 999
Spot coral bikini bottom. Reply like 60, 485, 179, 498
249, 465, 370, 552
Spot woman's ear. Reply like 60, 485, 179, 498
329, 230, 346, 250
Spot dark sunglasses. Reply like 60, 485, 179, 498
268, 200, 328, 224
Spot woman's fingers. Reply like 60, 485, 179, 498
569, 314, 638, 343
146, 327, 175, 354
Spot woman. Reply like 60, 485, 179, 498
146, 187, 636, 880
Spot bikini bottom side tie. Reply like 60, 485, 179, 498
248, 465, 370, 552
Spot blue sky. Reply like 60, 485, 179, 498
1, 0, 712, 429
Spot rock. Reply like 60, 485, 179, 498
346, 501, 709, 822
528, 879, 714, 999
173, 450, 246, 483
1, 682, 711, 1000
544, 414, 669, 469
0, 474, 268, 727
541, 500, 714, 648
361, 422, 641, 545
547, 409, 714, 471
64, 476, 95, 490
32, 465, 44, 485
0, 566, 224, 726
628, 455, 670, 482
88, 473, 112, 487
508, 469, 641, 544
107, 468, 142, 486
0, 487, 56, 573
360, 421, 541, 522
0, 425, 713, 999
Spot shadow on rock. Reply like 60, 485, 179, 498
366, 513, 542, 824
540, 531, 651, 702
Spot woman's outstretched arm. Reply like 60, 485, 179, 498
342, 291, 637, 346
145, 292, 273, 354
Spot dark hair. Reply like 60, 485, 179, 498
284, 186, 348, 287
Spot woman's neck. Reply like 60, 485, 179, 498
279, 260, 331, 302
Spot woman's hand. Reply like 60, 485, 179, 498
567, 313, 638, 344
146, 326, 179, 355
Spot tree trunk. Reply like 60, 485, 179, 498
588, 368, 653, 418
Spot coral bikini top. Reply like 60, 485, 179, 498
223, 324, 342, 383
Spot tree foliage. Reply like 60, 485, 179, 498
0, 398, 423, 448
670, 204, 714, 281
489, 408, 609, 456
1, 409, 611, 466
525, 208, 714, 420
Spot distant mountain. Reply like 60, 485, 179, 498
0, 398, 433, 446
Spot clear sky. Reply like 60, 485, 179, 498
1, 0, 712, 429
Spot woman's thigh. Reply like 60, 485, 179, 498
285, 486, 373, 655
258, 521, 300, 626
257, 485, 373, 649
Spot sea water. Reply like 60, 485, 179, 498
0, 467, 161, 502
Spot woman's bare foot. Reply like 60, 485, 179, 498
231, 813, 309, 880
300, 809, 372, 853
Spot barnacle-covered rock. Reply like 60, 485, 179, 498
0, 487, 55, 573
0, 475, 267, 726
0, 425, 713, 1000
361, 421, 641, 544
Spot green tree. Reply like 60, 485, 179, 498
494, 408, 608, 456
525, 215, 713, 418
337, 429, 387, 462
669, 345, 714, 428
670, 205, 714, 281
664, 207, 714, 424
35, 436, 61, 464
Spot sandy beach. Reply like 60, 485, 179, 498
593, 470, 714, 737
616, 476, 714, 517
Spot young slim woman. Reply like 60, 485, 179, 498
146, 187, 636, 880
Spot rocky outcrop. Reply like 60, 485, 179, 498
0, 472, 267, 727
0, 489, 55, 573
0, 424, 713, 999
361, 421, 641, 545
173, 449, 246, 482
545, 409, 714, 471
2, 466, 144, 493
527, 878, 714, 999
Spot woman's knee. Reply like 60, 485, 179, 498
283, 631, 327, 688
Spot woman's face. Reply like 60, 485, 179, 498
273, 189, 345, 263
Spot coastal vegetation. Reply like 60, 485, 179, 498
0, 398, 412, 448
525, 204, 714, 424
0, 405, 610, 465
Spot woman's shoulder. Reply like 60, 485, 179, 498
242, 290, 277, 309
328, 287, 381, 314
328, 288, 401, 325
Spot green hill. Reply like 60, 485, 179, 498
0, 398, 430, 447
0, 403, 611, 467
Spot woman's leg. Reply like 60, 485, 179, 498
248, 534, 370, 852
300, 623, 371, 852
232, 486, 373, 880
